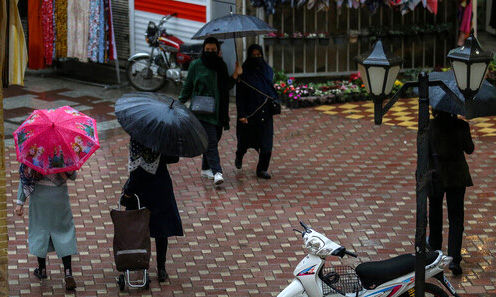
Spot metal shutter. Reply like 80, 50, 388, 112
112, 0, 130, 60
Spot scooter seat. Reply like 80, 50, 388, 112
355, 251, 439, 290
179, 43, 203, 55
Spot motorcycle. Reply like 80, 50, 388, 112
278, 222, 461, 297
126, 13, 203, 91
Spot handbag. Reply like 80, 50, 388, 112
190, 95, 216, 115
240, 79, 281, 117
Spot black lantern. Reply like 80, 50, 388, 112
355, 40, 403, 98
447, 31, 493, 100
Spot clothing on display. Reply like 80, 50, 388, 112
24, 0, 116, 69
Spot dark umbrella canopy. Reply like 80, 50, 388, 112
426, 71, 496, 119
115, 93, 208, 157
192, 13, 276, 40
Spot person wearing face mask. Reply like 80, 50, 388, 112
235, 44, 278, 179
179, 37, 242, 185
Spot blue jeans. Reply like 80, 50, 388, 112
201, 121, 223, 174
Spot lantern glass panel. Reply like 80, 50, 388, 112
384, 66, 401, 95
469, 62, 488, 91
369, 66, 386, 96
358, 64, 371, 93
452, 60, 468, 90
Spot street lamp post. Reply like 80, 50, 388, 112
356, 32, 492, 297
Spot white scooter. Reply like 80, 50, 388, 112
278, 222, 460, 297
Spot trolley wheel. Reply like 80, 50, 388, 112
144, 273, 150, 290
118, 274, 125, 291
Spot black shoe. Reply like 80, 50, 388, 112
257, 171, 271, 179
235, 156, 242, 169
33, 268, 47, 280
65, 275, 77, 290
158, 268, 169, 282
449, 262, 462, 275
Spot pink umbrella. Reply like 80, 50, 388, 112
13, 106, 100, 175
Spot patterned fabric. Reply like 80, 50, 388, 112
98, 0, 105, 63
129, 139, 161, 175
19, 163, 76, 199
41, 0, 54, 66
54, 0, 67, 58
88, 0, 101, 63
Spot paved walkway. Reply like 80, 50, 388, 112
4, 76, 496, 296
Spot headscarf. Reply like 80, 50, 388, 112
241, 44, 278, 99
128, 138, 161, 175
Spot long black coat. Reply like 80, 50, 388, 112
236, 62, 277, 152
428, 116, 474, 188
123, 155, 183, 238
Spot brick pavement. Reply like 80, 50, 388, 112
4, 77, 496, 296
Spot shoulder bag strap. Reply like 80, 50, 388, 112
239, 79, 275, 119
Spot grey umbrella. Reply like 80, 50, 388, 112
115, 92, 208, 157
191, 13, 276, 40
424, 71, 496, 119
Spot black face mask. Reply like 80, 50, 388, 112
202, 51, 221, 70
247, 57, 264, 68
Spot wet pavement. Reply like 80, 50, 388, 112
4, 75, 496, 296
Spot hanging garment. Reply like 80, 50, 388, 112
459, 0, 472, 34
307, 0, 316, 9
8, 0, 27, 85
422, 0, 438, 14
98, 0, 105, 63
55, 0, 67, 58
28, 0, 45, 69
88, 0, 102, 62
41, 0, 54, 66
107, 0, 117, 60
491, 0, 496, 29
317, 0, 330, 11
67, 0, 90, 61
1, 0, 8, 87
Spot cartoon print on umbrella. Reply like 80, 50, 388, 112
72, 136, 94, 158
78, 120, 96, 139
16, 129, 32, 151
49, 145, 73, 169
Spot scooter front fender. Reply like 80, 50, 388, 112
277, 279, 307, 297
128, 52, 151, 62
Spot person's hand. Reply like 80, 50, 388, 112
239, 118, 248, 124
233, 62, 243, 79
15, 205, 24, 216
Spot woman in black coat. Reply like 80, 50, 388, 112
235, 44, 278, 179
122, 139, 183, 282
427, 109, 474, 275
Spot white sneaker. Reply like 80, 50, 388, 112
213, 172, 224, 185
201, 169, 214, 180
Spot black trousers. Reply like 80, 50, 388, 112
201, 121, 223, 174
428, 185, 466, 264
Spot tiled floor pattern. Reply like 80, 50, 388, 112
4, 78, 496, 296
315, 99, 496, 139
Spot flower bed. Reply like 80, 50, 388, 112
274, 72, 405, 108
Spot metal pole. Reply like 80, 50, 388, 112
415, 72, 430, 297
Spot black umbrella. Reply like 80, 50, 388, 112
191, 13, 276, 40
192, 13, 275, 63
427, 71, 496, 119
115, 92, 208, 157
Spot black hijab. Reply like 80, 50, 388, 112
241, 44, 278, 99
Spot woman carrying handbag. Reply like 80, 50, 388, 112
179, 37, 242, 185
235, 44, 280, 179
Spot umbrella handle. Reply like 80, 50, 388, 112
170, 99, 175, 108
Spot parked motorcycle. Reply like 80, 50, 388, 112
127, 14, 203, 91
278, 222, 460, 297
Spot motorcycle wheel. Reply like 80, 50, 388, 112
126, 56, 168, 92
398, 283, 449, 297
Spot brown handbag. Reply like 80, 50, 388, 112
111, 195, 151, 271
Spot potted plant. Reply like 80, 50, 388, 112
349, 30, 359, 44
264, 32, 278, 46
305, 33, 318, 46
290, 32, 304, 46
333, 33, 347, 48
279, 32, 291, 45
318, 32, 330, 46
